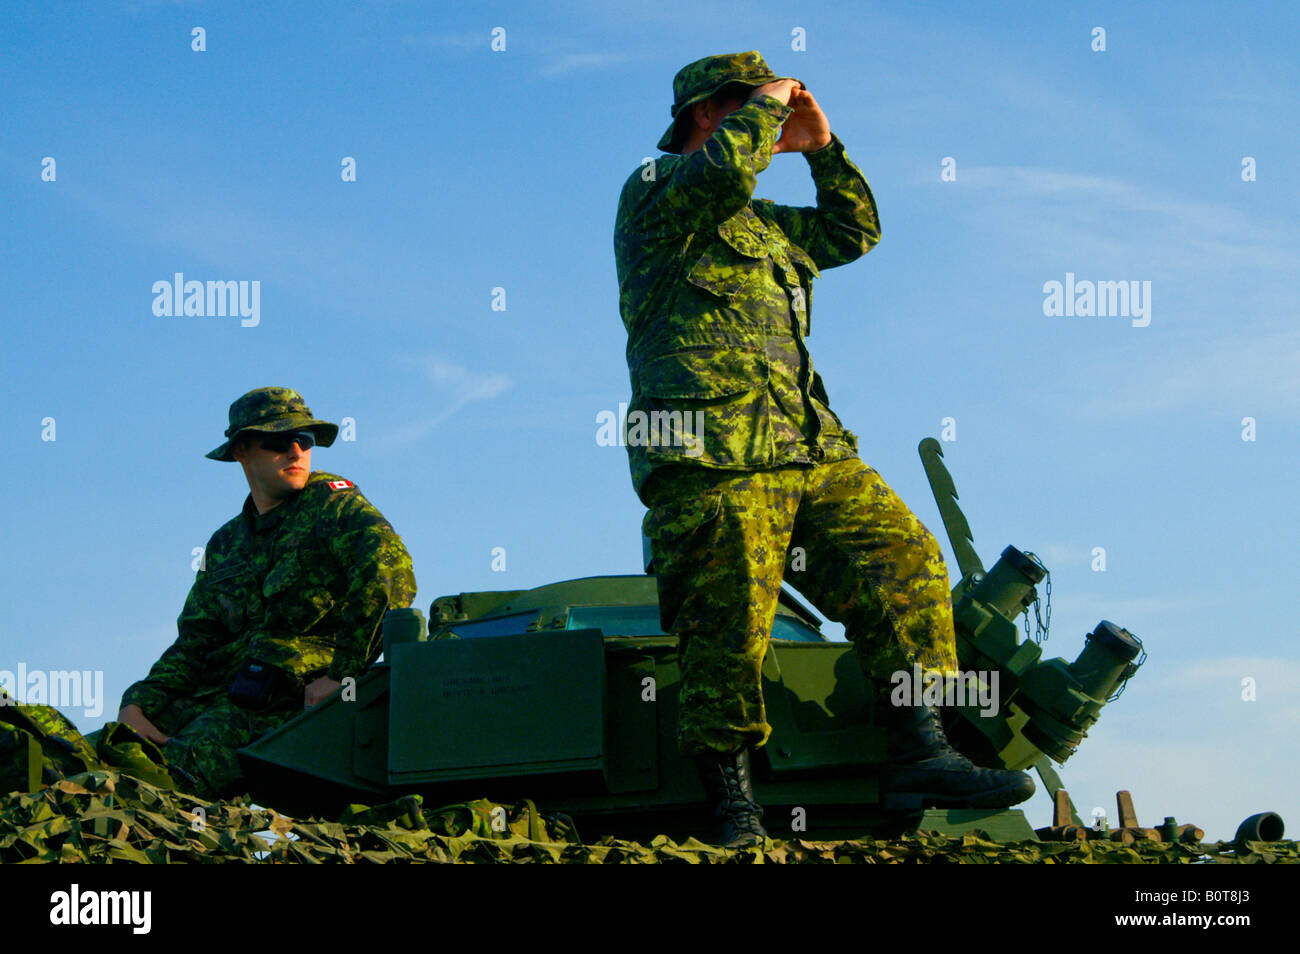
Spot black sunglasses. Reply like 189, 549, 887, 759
257, 430, 317, 453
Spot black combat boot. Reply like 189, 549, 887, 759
695, 748, 769, 847
875, 698, 1036, 810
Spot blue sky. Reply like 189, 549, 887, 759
2, 0, 1297, 841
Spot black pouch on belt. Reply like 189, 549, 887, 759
228, 661, 290, 711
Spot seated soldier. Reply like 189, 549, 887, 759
115, 387, 417, 799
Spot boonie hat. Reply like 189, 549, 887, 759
658, 50, 797, 153
206, 387, 339, 462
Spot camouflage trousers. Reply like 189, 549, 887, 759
148, 693, 297, 800
642, 457, 959, 757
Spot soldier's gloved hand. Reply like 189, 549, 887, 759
117, 704, 170, 745
304, 676, 343, 709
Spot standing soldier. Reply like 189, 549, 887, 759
114, 387, 418, 799
614, 52, 1033, 846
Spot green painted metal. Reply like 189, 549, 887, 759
388, 630, 605, 784
918, 437, 984, 580
237, 571, 1064, 841
239, 438, 1145, 842
920, 442, 1145, 773
1033, 756, 1085, 828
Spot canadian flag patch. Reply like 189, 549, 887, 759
327, 479, 354, 491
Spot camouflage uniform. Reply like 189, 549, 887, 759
616, 53, 958, 757
120, 389, 417, 798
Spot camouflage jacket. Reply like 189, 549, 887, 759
121, 472, 417, 716
614, 95, 881, 501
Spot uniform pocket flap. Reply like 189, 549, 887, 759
204, 560, 249, 585
716, 215, 769, 259
686, 251, 762, 301
642, 492, 723, 543
786, 243, 822, 278
634, 347, 769, 400
685, 213, 770, 301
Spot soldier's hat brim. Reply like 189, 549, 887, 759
206, 417, 338, 462
208, 386, 339, 462
657, 51, 796, 154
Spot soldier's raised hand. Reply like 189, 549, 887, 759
749, 78, 800, 107
774, 87, 832, 154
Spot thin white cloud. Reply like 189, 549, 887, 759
932, 169, 1300, 421
1074, 327, 1300, 419
538, 52, 633, 77
421, 358, 511, 401
379, 358, 512, 446
1144, 656, 1300, 694
949, 165, 1296, 273
1270, 705, 1300, 728
1030, 542, 1089, 567
397, 31, 633, 75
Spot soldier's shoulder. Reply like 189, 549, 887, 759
626, 152, 682, 176
206, 511, 246, 549
306, 472, 392, 526
616, 156, 687, 256
307, 471, 360, 495
619, 154, 682, 199
304, 471, 364, 510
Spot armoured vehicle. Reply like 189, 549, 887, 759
240, 438, 1162, 843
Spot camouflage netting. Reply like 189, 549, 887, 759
2, 770, 1297, 864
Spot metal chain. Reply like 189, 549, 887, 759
1021, 551, 1052, 644
1109, 648, 1147, 701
